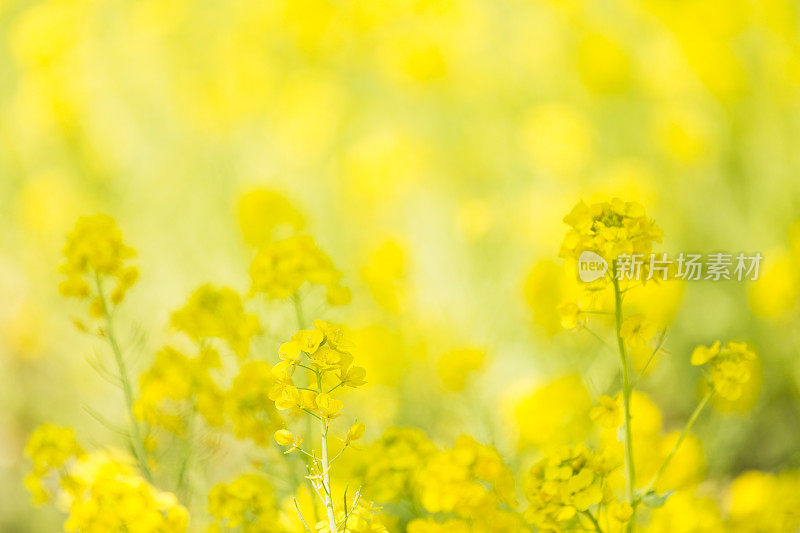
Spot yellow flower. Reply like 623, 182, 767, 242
249, 234, 347, 303
346, 422, 366, 443
292, 328, 324, 354
621, 314, 657, 349
313, 319, 350, 351
416, 435, 518, 527
315, 393, 344, 419
610, 500, 633, 522
557, 301, 584, 329
437, 347, 486, 392
237, 189, 304, 247
690, 341, 721, 365
510, 374, 592, 449
559, 199, 663, 265
524, 260, 580, 336
58, 215, 138, 312
274, 429, 303, 454
24, 424, 84, 505
134, 346, 225, 434
339, 356, 367, 388
524, 444, 619, 529
62, 452, 188, 532
727, 470, 800, 532
361, 239, 407, 313
170, 285, 260, 358
226, 361, 284, 445
278, 341, 302, 363
208, 473, 279, 530
590, 395, 622, 428
274, 429, 295, 446
691, 341, 757, 401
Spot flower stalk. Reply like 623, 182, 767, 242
612, 273, 636, 532
95, 275, 152, 482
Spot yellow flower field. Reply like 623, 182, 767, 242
2, 0, 800, 531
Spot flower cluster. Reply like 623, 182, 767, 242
207, 473, 280, 532
437, 347, 486, 392
58, 214, 139, 317
226, 361, 285, 446
691, 341, 757, 400
412, 435, 522, 531
524, 445, 626, 530
23, 424, 84, 505
240, 189, 350, 306
270, 320, 366, 415
269, 319, 373, 532
559, 199, 663, 265
170, 284, 261, 358
134, 346, 225, 435
347, 427, 438, 503
237, 190, 305, 248
250, 235, 350, 305
24, 428, 187, 533
726, 470, 800, 532
63, 452, 188, 533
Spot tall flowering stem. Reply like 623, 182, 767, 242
612, 273, 636, 532
95, 275, 152, 482
270, 319, 371, 532
57, 215, 150, 481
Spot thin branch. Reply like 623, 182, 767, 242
631, 329, 668, 388
293, 497, 313, 533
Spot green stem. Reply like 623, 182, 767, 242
293, 292, 306, 329
644, 390, 714, 495
94, 274, 152, 482
315, 370, 338, 532
176, 400, 195, 504
612, 275, 635, 532
631, 330, 667, 388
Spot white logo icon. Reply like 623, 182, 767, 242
578, 251, 608, 282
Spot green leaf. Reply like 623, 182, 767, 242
640, 490, 673, 508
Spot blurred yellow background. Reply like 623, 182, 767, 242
3, 0, 800, 530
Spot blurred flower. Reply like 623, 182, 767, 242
590, 394, 622, 428
645, 490, 724, 533
24, 424, 84, 505
691, 341, 758, 401
416, 435, 520, 529
58, 214, 138, 313
208, 473, 279, 532
171, 285, 260, 358
227, 361, 284, 446
509, 374, 592, 449
621, 314, 657, 349
437, 346, 486, 392
524, 260, 580, 335
726, 470, 800, 532
360, 240, 408, 314
134, 346, 225, 434
249, 234, 349, 305
67, 452, 187, 533
237, 189, 305, 247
